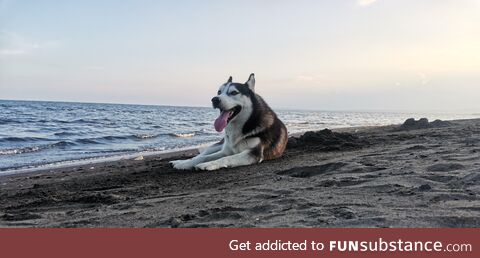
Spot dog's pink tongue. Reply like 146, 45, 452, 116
214, 111, 230, 132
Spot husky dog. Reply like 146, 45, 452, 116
170, 73, 288, 171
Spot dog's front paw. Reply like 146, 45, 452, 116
195, 161, 222, 171
170, 159, 186, 166
170, 159, 195, 170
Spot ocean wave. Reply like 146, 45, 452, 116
70, 118, 97, 124
134, 133, 158, 139
0, 146, 41, 155
196, 128, 216, 135
76, 134, 159, 143
70, 132, 195, 143
53, 119, 70, 124
0, 136, 48, 143
48, 141, 76, 148
100, 135, 131, 141
38, 118, 108, 124
0, 118, 19, 124
193, 122, 211, 126
37, 119, 68, 124
75, 138, 102, 144
0, 141, 76, 156
170, 132, 195, 138
54, 131, 76, 137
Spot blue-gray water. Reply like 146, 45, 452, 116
0, 100, 477, 173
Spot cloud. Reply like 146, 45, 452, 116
0, 31, 60, 56
357, 0, 378, 7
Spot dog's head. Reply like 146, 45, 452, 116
211, 73, 255, 132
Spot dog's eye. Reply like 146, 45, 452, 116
217, 90, 221, 95
230, 91, 239, 96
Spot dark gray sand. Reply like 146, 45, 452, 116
1, 118, 479, 228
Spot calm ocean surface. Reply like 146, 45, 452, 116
0, 100, 477, 173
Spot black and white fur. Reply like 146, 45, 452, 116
170, 73, 288, 171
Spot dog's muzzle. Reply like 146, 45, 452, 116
211, 97, 220, 109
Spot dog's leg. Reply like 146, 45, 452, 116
170, 141, 223, 168
171, 148, 230, 170
195, 150, 258, 171
198, 141, 223, 156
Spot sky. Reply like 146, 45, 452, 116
0, 0, 479, 111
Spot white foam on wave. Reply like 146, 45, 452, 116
0, 146, 41, 155
171, 132, 195, 138
135, 133, 157, 139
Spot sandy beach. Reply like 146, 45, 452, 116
0, 118, 479, 228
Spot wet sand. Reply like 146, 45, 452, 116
1, 118, 479, 227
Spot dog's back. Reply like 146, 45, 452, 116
244, 94, 288, 161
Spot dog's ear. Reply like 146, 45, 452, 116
227, 76, 233, 83
246, 73, 255, 91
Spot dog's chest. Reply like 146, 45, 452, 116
224, 126, 243, 149
224, 125, 260, 153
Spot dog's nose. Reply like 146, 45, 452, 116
211, 97, 220, 108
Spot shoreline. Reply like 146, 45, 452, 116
0, 123, 392, 177
0, 144, 207, 177
1, 118, 479, 227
